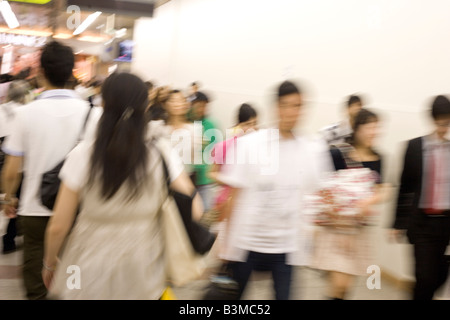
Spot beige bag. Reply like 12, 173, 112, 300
160, 193, 208, 287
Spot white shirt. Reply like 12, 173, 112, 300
2, 89, 90, 217
419, 134, 450, 211
81, 106, 103, 143
59, 132, 184, 194
0, 101, 22, 138
149, 120, 200, 174
219, 129, 334, 257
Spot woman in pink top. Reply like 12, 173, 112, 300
203, 103, 258, 227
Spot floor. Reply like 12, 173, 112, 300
1, 235, 414, 300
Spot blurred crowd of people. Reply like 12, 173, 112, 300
0, 40, 449, 301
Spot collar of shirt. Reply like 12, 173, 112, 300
423, 133, 450, 151
268, 126, 304, 144
36, 89, 81, 100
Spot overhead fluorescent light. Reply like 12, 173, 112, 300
0, 1, 20, 29
73, 11, 102, 36
115, 28, 127, 38
52, 33, 73, 39
0, 27, 52, 37
77, 35, 108, 43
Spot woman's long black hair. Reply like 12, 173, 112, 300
89, 72, 149, 201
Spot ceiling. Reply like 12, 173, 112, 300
0, 0, 171, 43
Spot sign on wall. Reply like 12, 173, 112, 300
0, 32, 47, 47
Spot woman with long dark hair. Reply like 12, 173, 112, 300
41, 72, 203, 299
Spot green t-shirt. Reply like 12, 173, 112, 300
193, 117, 219, 186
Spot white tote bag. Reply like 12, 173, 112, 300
160, 193, 208, 287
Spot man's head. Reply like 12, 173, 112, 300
190, 91, 209, 120
276, 81, 303, 133
346, 94, 364, 123
430, 95, 450, 140
40, 41, 75, 89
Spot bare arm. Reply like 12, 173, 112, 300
43, 184, 79, 278
1, 155, 23, 217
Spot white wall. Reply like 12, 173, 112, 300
132, 0, 450, 282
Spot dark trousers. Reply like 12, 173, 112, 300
21, 216, 50, 300
411, 213, 450, 300
2, 218, 17, 252
231, 251, 292, 300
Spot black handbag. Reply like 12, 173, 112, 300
40, 107, 92, 210
158, 146, 217, 255
40, 161, 65, 211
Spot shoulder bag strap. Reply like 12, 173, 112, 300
74, 106, 93, 147
151, 138, 197, 199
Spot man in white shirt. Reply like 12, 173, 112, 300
218, 80, 333, 300
319, 94, 364, 146
1, 41, 91, 300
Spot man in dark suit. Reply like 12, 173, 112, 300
392, 95, 450, 300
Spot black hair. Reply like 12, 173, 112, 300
277, 81, 301, 99
431, 95, 450, 120
147, 103, 167, 122
352, 108, 379, 132
0, 74, 14, 83
192, 91, 209, 103
237, 103, 257, 124
145, 81, 154, 90
347, 95, 363, 107
40, 41, 75, 88
89, 72, 149, 201
346, 108, 380, 155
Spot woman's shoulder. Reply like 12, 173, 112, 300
67, 140, 93, 162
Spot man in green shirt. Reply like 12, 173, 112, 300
189, 91, 219, 213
